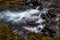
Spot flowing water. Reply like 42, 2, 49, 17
0, 7, 50, 35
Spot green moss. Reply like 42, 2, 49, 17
14, 36, 26, 40
40, 36, 55, 40
0, 23, 26, 40
28, 32, 41, 40
0, 23, 15, 40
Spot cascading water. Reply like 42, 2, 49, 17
0, 6, 50, 34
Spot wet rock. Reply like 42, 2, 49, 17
26, 21, 39, 27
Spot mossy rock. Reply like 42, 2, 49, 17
0, 23, 26, 40
41, 36, 55, 40
0, 23, 15, 40
28, 32, 41, 40
15, 36, 26, 40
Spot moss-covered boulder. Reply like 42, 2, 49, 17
0, 23, 15, 40
28, 32, 41, 40
0, 23, 26, 40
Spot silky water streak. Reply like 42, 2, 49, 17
0, 7, 49, 33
